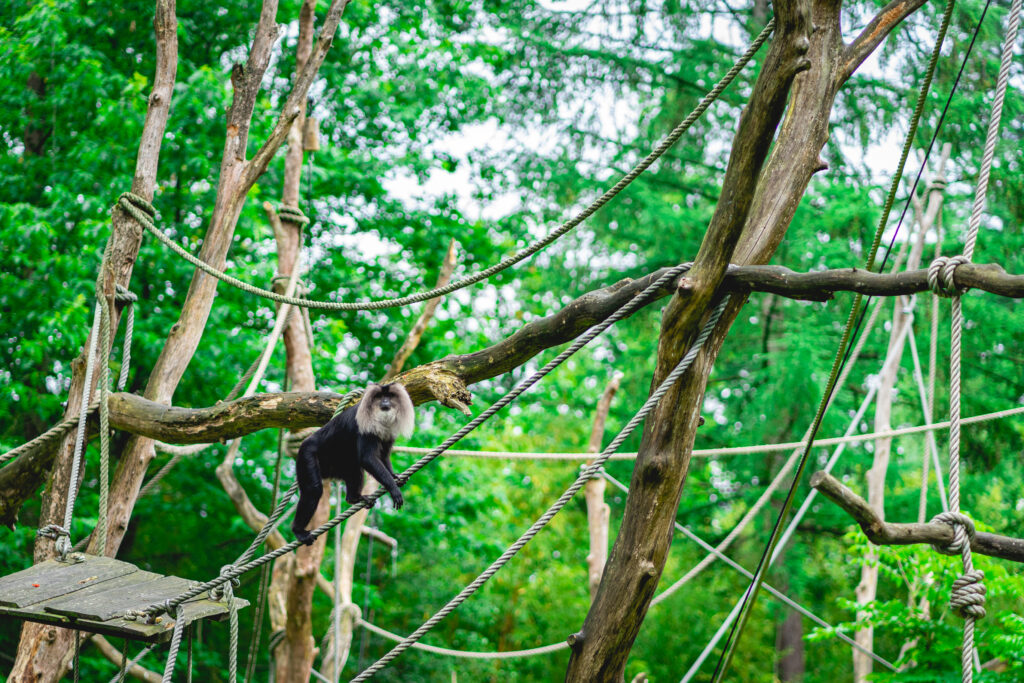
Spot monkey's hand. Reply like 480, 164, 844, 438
293, 527, 315, 546
388, 489, 404, 509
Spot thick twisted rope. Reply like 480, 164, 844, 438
0, 401, 99, 467
37, 307, 102, 558
117, 23, 772, 313
351, 297, 729, 681
161, 605, 186, 683
926, 2, 1021, 680
141, 263, 695, 619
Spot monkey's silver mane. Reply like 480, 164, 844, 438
355, 383, 415, 440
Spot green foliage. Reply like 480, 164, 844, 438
2, 0, 1023, 680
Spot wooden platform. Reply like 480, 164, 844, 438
0, 554, 248, 642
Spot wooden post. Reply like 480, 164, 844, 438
584, 374, 621, 600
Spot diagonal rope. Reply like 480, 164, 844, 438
141, 263, 700, 619
115, 21, 773, 312
350, 298, 730, 682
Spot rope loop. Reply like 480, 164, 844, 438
116, 192, 156, 219
210, 565, 241, 601
277, 205, 310, 225
927, 178, 948, 193
950, 569, 987, 619
929, 510, 976, 555
927, 255, 969, 297
114, 284, 138, 304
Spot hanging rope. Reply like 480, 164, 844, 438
37, 307, 101, 559
351, 297, 730, 682
161, 605, 186, 683
115, 22, 772, 313
927, 2, 1021, 679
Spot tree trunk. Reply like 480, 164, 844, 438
853, 147, 949, 681
776, 608, 805, 682
9, 2, 179, 679
566, 1, 929, 677
585, 374, 620, 600
565, 5, 813, 678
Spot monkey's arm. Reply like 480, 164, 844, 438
358, 434, 403, 509
292, 439, 324, 545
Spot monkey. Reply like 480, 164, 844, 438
291, 382, 415, 545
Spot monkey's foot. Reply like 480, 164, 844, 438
389, 490, 404, 509
359, 495, 377, 509
293, 528, 315, 546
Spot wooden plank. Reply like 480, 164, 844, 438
0, 556, 138, 608
45, 574, 193, 621
41, 569, 164, 619
0, 595, 249, 643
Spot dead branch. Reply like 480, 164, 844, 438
811, 472, 1024, 563
90, 635, 161, 683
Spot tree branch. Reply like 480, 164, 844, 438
811, 472, 1024, 563
244, 0, 351, 186
842, 0, 928, 82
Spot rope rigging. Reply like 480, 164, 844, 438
111, 20, 774, 313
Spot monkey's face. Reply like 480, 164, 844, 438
357, 382, 416, 440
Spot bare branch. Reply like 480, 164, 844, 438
811, 472, 1024, 563
842, 0, 928, 82
245, 0, 351, 186
720, 262, 1024, 301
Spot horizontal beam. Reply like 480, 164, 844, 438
716, 262, 1024, 301
810, 471, 1024, 563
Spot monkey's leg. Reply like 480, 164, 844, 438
342, 467, 366, 506
357, 435, 404, 509
292, 441, 324, 545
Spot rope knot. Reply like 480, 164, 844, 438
114, 284, 138, 304
929, 511, 976, 555
37, 523, 70, 540
116, 192, 156, 219
277, 205, 310, 225
950, 569, 987, 619
210, 565, 240, 601
927, 178, 948, 192
927, 255, 969, 297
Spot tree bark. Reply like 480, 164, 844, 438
10, 2, 179, 680
776, 608, 805, 682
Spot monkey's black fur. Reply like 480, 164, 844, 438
292, 383, 414, 545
